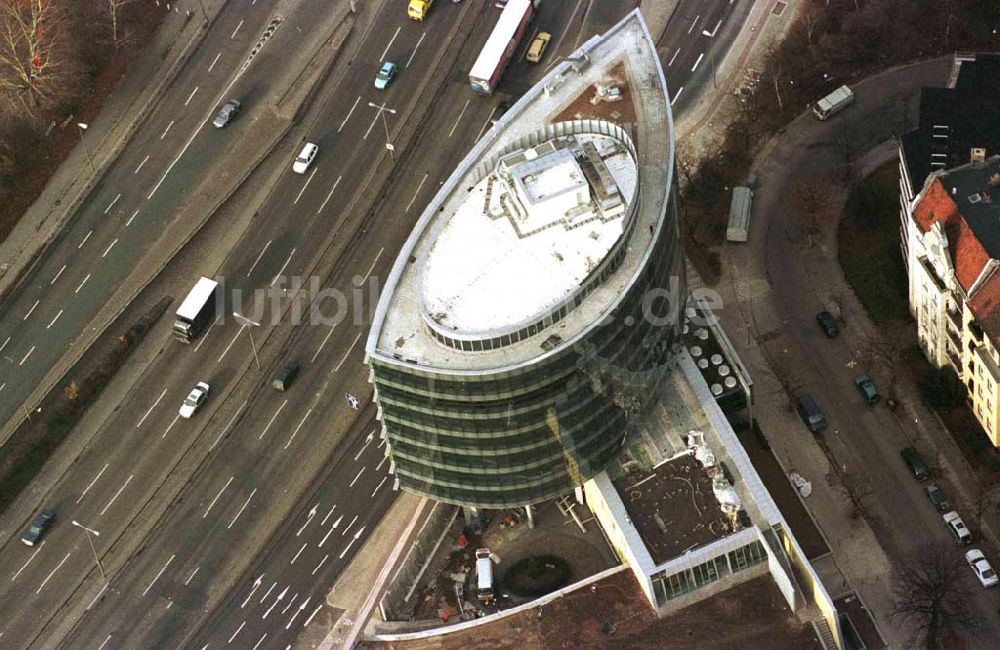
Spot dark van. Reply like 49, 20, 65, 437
795, 394, 828, 433
273, 361, 300, 391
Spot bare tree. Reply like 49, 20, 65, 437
843, 473, 877, 521
0, 0, 74, 119
801, 4, 822, 48
890, 542, 977, 649
857, 331, 903, 400
102, 0, 135, 50
761, 356, 804, 411
971, 468, 1000, 529
788, 179, 835, 248
831, 132, 858, 187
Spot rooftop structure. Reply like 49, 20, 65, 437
365, 10, 684, 508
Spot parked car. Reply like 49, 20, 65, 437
966, 549, 998, 587
179, 382, 210, 419
816, 311, 839, 338
21, 509, 55, 546
900, 446, 930, 481
293, 142, 318, 174
526, 32, 551, 63
375, 61, 397, 90
854, 374, 880, 405
795, 394, 828, 434
273, 361, 301, 392
491, 100, 512, 125
944, 510, 972, 545
925, 484, 951, 513
212, 99, 241, 128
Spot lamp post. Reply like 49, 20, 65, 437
232, 312, 261, 370
367, 102, 397, 161
71, 520, 106, 582
77, 123, 95, 174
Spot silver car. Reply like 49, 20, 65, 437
213, 99, 241, 128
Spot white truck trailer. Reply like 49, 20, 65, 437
173, 277, 220, 343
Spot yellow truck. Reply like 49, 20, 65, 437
407, 0, 433, 20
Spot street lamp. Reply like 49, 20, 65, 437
233, 312, 261, 370
71, 520, 106, 582
77, 123, 95, 174
367, 102, 397, 161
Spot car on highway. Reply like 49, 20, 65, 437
21, 509, 55, 546
491, 100, 512, 126
273, 361, 300, 392
179, 382, 210, 419
795, 394, 827, 434
900, 446, 930, 481
925, 484, 952, 513
293, 142, 318, 174
944, 510, 972, 545
526, 32, 552, 63
966, 549, 998, 588
854, 373, 880, 405
212, 99, 241, 128
375, 61, 397, 90
816, 310, 839, 338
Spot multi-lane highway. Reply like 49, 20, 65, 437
0, 0, 748, 647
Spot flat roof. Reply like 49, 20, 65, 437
940, 157, 1000, 259
176, 277, 218, 320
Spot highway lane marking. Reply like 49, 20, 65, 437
218, 326, 244, 364
362, 248, 384, 283
258, 400, 288, 440
45, 309, 63, 329
312, 554, 329, 576
379, 26, 401, 62
227, 620, 245, 644
446, 99, 472, 139
100, 474, 133, 515
86, 582, 109, 610
185, 566, 200, 585
0, 336, 8, 353
703, 19, 722, 37
75, 273, 91, 294
376, 454, 388, 472
78, 230, 93, 249
362, 109, 381, 141
290, 543, 307, 565
0, 382, 5, 395
688, 14, 700, 35
311, 324, 337, 363
126, 209, 140, 227
246, 240, 271, 277
304, 603, 323, 627
23, 299, 39, 320
405, 31, 426, 69
77, 463, 109, 503
259, 581, 276, 604
668, 47, 680, 67
19, 346, 35, 366
405, 173, 430, 212
339, 527, 365, 559
285, 409, 312, 449
160, 120, 174, 139
102, 239, 118, 258
293, 168, 318, 205
262, 586, 285, 618
136, 389, 167, 427
50, 264, 66, 285
318, 516, 340, 548
208, 52, 222, 72
342, 514, 359, 536
204, 476, 234, 518
371, 476, 388, 497
142, 554, 175, 596
231, 19, 244, 40
282, 592, 298, 614
321, 505, 337, 526
296, 505, 319, 537
185, 86, 200, 106
269, 248, 296, 287
194, 315, 223, 353
338, 97, 361, 133
161, 413, 181, 438
134, 155, 150, 174
209, 399, 248, 450
317, 174, 343, 215
670, 86, 683, 106
36, 551, 71, 594
148, 122, 206, 200
104, 193, 121, 214
474, 108, 496, 143
251, 633, 267, 650
228, 488, 257, 529
691, 52, 704, 72
11, 540, 44, 581
354, 436, 372, 461
285, 596, 309, 629
96, 634, 112, 650
548, 0, 583, 63
334, 331, 363, 373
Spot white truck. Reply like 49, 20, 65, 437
812, 85, 854, 120
173, 277, 220, 343
726, 186, 753, 242
476, 548, 495, 603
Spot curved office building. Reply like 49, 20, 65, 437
365, 10, 684, 508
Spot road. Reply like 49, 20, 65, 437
0, 0, 749, 647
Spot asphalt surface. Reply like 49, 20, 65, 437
0, 0, 750, 647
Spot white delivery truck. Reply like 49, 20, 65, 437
173, 277, 220, 343
726, 186, 753, 242
476, 548, 495, 603
812, 85, 854, 120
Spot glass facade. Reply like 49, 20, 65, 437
370, 190, 685, 508
650, 540, 766, 607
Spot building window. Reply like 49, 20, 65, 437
727, 540, 767, 573
651, 557, 722, 606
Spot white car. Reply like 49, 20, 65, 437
944, 510, 972, 545
293, 142, 318, 174
179, 382, 210, 419
966, 549, 998, 587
